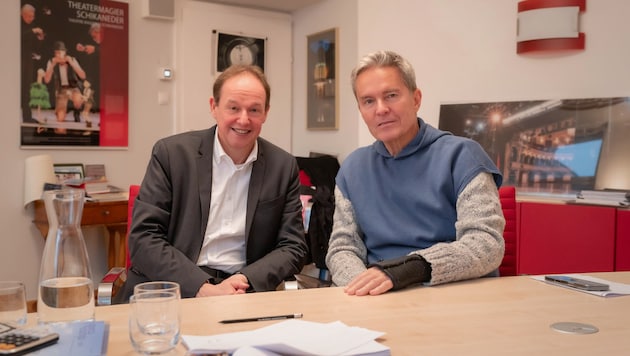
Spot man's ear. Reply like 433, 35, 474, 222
414, 88, 422, 110
209, 97, 217, 113
262, 105, 270, 123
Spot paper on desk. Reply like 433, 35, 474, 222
531, 274, 630, 297
30, 320, 109, 355
182, 319, 390, 355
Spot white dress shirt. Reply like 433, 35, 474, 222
197, 134, 258, 274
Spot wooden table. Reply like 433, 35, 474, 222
32, 199, 128, 269
26, 272, 630, 355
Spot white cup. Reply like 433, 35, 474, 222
0, 281, 27, 327
129, 290, 180, 354
134, 281, 181, 299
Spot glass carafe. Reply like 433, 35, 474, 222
37, 189, 95, 324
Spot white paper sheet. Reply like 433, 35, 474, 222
182, 319, 389, 355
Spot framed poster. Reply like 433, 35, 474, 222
214, 30, 266, 73
307, 28, 338, 130
19, 0, 129, 148
438, 97, 630, 196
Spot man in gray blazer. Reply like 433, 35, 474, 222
115, 65, 307, 302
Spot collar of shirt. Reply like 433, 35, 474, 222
213, 133, 258, 169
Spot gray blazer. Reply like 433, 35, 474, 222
116, 126, 307, 301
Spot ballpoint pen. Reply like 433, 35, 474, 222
219, 313, 303, 324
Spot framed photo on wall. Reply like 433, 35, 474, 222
214, 30, 266, 73
307, 28, 339, 130
19, 0, 129, 149
438, 97, 629, 196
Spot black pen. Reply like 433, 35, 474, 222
219, 313, 303, 324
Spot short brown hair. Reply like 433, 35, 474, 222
213, 65, 270, 110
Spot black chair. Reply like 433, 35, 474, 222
294, 154, 339, 287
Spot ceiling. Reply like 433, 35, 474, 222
195, 0, 323, 13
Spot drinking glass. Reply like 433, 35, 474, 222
129, 290, 180, 354
134, 281, 181, 299
0, 281, 27, 327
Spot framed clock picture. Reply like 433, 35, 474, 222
214, 30, 267, 73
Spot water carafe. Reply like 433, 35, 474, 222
37, 189, 95, 324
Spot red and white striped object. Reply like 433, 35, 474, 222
516, 0, 586, 54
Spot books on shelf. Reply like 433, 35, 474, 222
84, 180, 111, 195
85, 182, 123, 194
59, 164, 128, 201
86, 185, 127, 201
86, 190, 129, 202
63, 180, 127, 199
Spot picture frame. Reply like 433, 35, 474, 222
307, 28, 339, 130
438, 97, 629, 196
213, 30, 267, 73
20, 0, 129, 149
53, 163, 85, 184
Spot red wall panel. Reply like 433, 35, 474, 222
519, 202, 616, 274
616, 209, 630, 271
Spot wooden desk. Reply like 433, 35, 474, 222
26, 272, 630, 355
32, 199, 128, 269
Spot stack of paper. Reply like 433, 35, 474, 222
572, 189, 630, 207
182, 319, 390, 355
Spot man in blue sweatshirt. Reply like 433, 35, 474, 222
326, 51, 505, 296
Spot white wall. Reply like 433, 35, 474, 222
291, 0, 359, 160
175, 1, 293, 151
352, 0, 630, 145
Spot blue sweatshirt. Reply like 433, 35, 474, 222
336, 118, 502, 263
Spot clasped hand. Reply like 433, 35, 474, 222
196, 274, 249, 297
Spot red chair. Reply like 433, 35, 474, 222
96, 184, 140, 305
124, 185, 140, 268
498, 186, 518, 276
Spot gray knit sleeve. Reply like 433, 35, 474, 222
326, 172, 505, 287
325, 186, 369, 286
416, 172, 505, 285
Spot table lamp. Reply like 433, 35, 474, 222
23, 154, 57, 208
